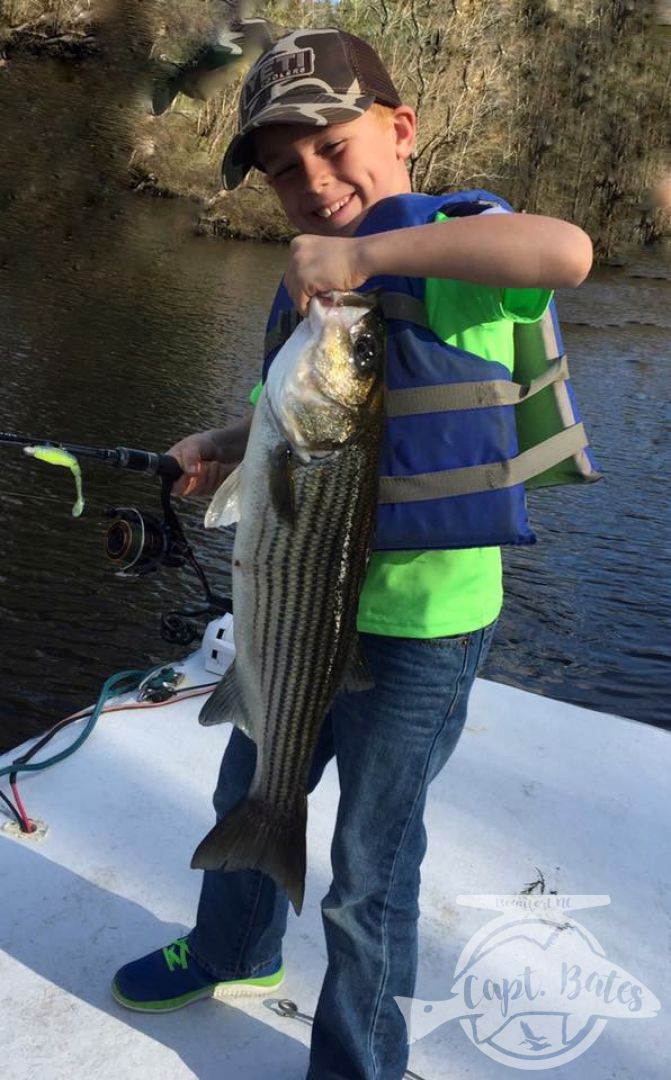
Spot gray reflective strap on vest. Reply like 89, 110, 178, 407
378, 423, 589, 502
379, 292, 431, 328
378, 293, 570, 412
385, 354, 569, 415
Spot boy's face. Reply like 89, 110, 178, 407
254, 106, 416, 237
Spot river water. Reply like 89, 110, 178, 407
1, 188, 670, 753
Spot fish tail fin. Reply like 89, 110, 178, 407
191, 795, 307, 915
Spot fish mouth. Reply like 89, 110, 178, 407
312, 290, 379, 310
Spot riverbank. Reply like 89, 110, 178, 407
2, 0, 669, 257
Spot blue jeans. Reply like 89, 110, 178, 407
188, 622, 496, 1079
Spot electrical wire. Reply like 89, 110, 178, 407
0, 787, 24, 830
0, 669, 144, 781
8, 712, 92, 769
9, 779, 34, 833
0, 670, 220, 833
3, 679, 219, 776
0, 669, 143, 832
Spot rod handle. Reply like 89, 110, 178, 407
115, 448, 183, 479
155, 453, 184, 480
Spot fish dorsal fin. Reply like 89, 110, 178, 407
341, 635, 375, 693
204, 464, 243, 529
198, 661, 254, 740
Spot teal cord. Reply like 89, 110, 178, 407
0, 669, 146, 780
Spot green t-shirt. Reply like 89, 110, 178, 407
251, 215, 551, 638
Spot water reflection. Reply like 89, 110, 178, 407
0, 183, 287, 751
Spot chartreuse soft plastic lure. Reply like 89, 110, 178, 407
23, 445, 85, 517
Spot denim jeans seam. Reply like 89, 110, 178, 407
367, 637, 473, 1073
185, 935, 278, 982
479, 621, 496, 665
232, 870, 267, 977
438, 630, 474, 725
366, 801, 419, 1076
189, 869, 267, 980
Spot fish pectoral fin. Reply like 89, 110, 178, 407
341, 634, 375, 693
198, 662, 254, 739
191, 794, 308, 915
204, 464, 243, 529
268, 444, 296, 526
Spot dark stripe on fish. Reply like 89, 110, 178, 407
265, 460, 331, 806
257, 444, 378, 811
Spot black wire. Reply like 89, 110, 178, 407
0, 676, 220, 827
0, 787, 25, 829
11, 711, 92, 768
8, 673, 140, 771
11, 678, 218, 767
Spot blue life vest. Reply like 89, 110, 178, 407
262, 191, 601, 551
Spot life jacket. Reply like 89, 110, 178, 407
262, 191, 601, 551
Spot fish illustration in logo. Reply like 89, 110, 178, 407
395, 912, 660, 1064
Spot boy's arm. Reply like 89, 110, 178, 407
168, 413, 252, 497
284, 215, 593, 315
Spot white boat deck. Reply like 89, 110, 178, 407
1, 638, 669, 1079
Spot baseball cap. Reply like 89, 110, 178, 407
221, 28, 402, 190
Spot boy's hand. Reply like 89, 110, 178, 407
168, 432, 232, 498
284, 235, 369, 315
168, 416, 252, 497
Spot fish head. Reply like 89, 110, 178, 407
308, 291, 385, 408
267, 291, 385, 456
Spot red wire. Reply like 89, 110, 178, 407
10, 779, 35, 833
2, 681, 218, 835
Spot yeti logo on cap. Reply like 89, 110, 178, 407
242, 47, 315, 116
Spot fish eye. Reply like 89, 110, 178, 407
353, 333, 378, 374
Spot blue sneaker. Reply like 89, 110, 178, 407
112, 936, 285, 1013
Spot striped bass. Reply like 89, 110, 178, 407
191, 291, 386, 914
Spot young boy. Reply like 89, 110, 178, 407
112, 28, 592, 1080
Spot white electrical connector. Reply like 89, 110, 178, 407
202, 614, 236, 676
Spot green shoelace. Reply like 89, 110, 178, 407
162, 937, 190, 972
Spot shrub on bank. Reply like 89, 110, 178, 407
3, 0, 669, 256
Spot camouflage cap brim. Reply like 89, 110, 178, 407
222, 91, 376, 190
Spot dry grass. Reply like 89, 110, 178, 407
0, 0, 93, 32
2, 0, 669, 256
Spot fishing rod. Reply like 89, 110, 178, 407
0, 431, 183, 480
3, 428, 231, 638
0, 432, 228, 833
